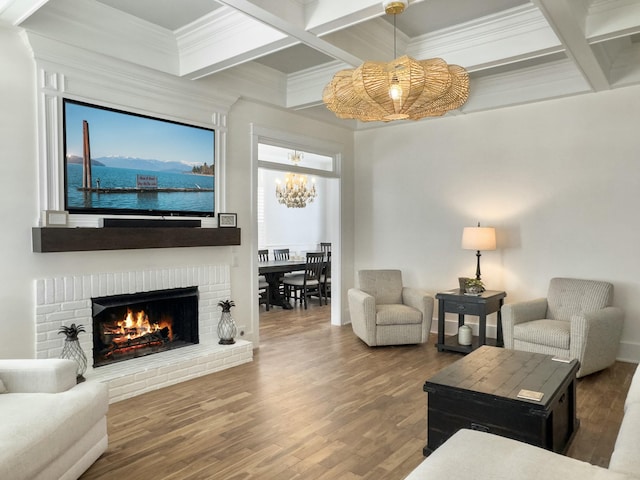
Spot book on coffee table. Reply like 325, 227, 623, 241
517, 389, 544, 401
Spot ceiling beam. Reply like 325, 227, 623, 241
0, 0, 50, 25
303, 0, 426, 36
214, 0, 364, 67
532, 0, 610, 91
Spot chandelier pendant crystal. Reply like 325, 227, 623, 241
322, 0, 470, 122
275, 151, 318, 208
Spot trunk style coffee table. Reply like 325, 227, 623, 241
423, 346, 579, 456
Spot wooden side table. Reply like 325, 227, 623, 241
435, 289, 506, 354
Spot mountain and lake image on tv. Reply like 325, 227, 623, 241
63, 99, 215, 217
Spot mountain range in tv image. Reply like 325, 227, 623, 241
66, 154, 199, 174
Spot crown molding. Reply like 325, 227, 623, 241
25, 31, 238, 115
609, 42, 640, 87
21, 0, 179, 75
463, 58, 591, 113
286, 60, 348, 109
198, 61, 288, 108
407, 4, 560, 70
586, 0, 640, 43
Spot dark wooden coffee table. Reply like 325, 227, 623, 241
423, 346, 579, 456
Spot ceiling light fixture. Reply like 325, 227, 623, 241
322, 0, 470, 122
275, 151, 318, 209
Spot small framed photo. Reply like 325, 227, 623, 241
42, 210, 69, 227
218, 213, 237, 228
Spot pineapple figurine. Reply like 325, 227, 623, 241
58, 323, 88, 382
217, 300, 237, 345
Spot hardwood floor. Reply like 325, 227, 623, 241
81, 303, 636, 479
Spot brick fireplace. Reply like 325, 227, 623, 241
35, 265, 252, 403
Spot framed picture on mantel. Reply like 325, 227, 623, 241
218, 213, 237, 228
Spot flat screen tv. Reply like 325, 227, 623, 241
63, 99, 215, 217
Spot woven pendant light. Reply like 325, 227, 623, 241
322, 1, 469, 122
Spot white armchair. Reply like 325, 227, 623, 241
502, 277, 624, 377
0, 359, 108, 479
348, 270, 434, 346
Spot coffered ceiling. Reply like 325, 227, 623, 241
2, 0, 640, 128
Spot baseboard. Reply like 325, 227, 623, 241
616, 341, 640, 364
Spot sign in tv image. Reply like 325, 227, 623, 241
63, 99, 215, 217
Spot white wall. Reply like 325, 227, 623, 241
354, 86, 640, 362
0, 25, 38, 357
0, 23, 355, 358
5, 17, 638, 362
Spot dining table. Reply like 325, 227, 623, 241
259, 259, 307, 309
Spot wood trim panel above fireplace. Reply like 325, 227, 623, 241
32, 227, 241, 252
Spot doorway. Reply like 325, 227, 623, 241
250, 125, 342, 343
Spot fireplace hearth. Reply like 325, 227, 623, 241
92, 287, 199, 368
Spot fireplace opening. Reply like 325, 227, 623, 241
92, 286, 199, 368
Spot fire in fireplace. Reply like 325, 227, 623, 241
92, 287, 199, 367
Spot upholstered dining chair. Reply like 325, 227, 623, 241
502, 277, 624, 377
282, 252, 325, 309
348, 270, 434, 346
257, 249, 270, 311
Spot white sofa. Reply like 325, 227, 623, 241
405, 363, 640, 479
0, 359, 109, 480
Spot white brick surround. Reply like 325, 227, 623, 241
35, 265, 252, 403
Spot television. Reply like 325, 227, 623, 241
62, 99, 215, 217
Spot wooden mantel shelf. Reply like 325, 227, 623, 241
32, 227, 241, 252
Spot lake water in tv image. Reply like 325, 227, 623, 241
66, 164, 214, 214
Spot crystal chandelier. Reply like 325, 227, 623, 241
322, 0, 469, 122
275, 151, 318, 208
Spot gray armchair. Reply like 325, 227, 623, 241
348, 270, 434, 346
502, 277, 624, 377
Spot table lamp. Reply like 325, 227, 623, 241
462, 223, 496, 280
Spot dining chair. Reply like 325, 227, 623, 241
320, 251, 331, 304
283, 252, 325, 309
320, 242, 331, 254
257, 249, 270, 311
272, 248, 292, 296
273, 248, 290, 260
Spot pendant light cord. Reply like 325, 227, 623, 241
393, 13, 397, 59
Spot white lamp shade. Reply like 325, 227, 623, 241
462, 227, 496, 251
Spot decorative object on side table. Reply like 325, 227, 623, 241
217, 299, 237, 345
464, 278, 485, 295
58, 323, 87, 382
458, 324, 472, 346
